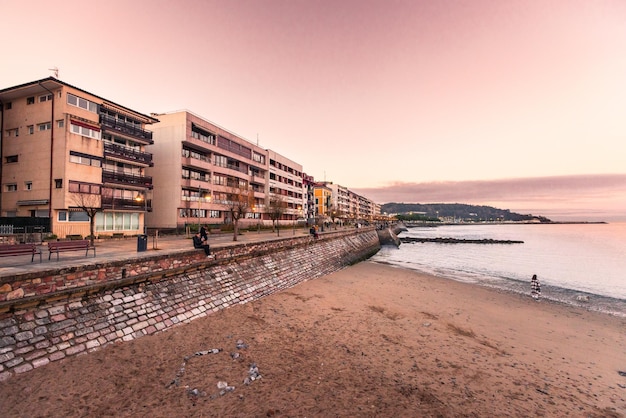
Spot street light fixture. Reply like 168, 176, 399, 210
198, 187, 211, 232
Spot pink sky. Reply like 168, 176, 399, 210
2, 0, 625, 220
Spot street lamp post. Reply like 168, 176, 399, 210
134, 189, 148, 235
197, 187, 202, 232
253, 206, 261, 233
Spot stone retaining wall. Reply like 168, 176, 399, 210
0, 229, 380, 381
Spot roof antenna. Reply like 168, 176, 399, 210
48, 67, 59, 78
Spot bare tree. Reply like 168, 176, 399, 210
266, 194, 287, 236
328, 204, 343, 229
70, 190, 102, 245
226, 184, 255, 241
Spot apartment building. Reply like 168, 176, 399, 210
0, 78, 156, 238
145, 111, 268, 230
313, 183, 333, 222
324, 182, 351, 220
267, 150, 305, 222
315, 181, 381, 223
302, 173, 316, 224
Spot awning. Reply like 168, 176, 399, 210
17, 199, 49, 206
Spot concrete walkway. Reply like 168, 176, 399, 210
0, 227, 315, 278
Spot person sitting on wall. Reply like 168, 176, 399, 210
200, 225, 208, 241
193, 232, 212, 257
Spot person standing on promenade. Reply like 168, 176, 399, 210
531, 274, 541, 300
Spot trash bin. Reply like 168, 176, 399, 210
137, 234, 148, 252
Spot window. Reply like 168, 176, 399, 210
27, 125, 34, 135
58, 211, 68, 221
57, 120, 64, 128
4, 128, 19, 137
25, 182, 32, 190
27, 97, 35, 105
191, 124, 216, 145
5, 102, 11, 110
5, 155, 18, 163
69, 151, 102, 167
38, 122, 52, 131
5, 184, 17, 192
70, 122, 101, 140
68, 211, 89, 222
214, 155, 227, 168
95, 212, 139, 231
39, 94, 53, 102
55, 179, 63, 188
67, 93, 98, 113
213, 174, 227, 186
69, 181, 101, 194
252, 152, 265, 164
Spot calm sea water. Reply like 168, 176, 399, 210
371, 223, 626, 317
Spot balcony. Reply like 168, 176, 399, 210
102, 170, 153, 189
181, 178, 210, 190
182, 156, 212, 172
101, 196, 152, 212
99, 114, 154, 144
104, 142, 153, 166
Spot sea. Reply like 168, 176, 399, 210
371, 222, 626, 317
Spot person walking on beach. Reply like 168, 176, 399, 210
531, 274, 541, 300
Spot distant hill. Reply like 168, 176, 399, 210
381, 203, 551, 223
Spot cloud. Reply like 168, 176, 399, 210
352, 174, 626, 221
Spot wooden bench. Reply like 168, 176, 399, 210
0, 243, 42, 263
48, 240, 96, 261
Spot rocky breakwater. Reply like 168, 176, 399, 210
400, 237, 524, 244
375, 223, 407, 247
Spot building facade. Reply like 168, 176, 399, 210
0, 78, 156, 238
267, 150, 305, 223
315, 181, 381, 224
146, 111, 268, 231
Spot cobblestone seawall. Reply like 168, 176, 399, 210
0, 229, 380, 381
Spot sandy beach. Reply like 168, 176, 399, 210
1, 261, 624, 417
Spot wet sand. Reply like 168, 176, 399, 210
1, 261, 625, 417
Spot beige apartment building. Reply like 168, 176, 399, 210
267, 150, 305, 223
0, 78, 156, 238
317, 181, 380, 223
146, 111, 269, 231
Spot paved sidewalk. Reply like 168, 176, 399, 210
0, 227, 313, 278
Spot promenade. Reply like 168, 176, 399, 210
0, 227, 314, 278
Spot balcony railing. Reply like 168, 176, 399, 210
102, 170, 153, 189
104, 142, 153, 166
99, 114, 154, 144
101, 196, 152, 211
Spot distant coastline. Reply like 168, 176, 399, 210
404, 221, 608, 228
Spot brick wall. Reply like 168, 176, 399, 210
0, 229, 380, 381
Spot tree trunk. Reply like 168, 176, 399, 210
89, 216, 96, 246
232, 221, 239, 241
